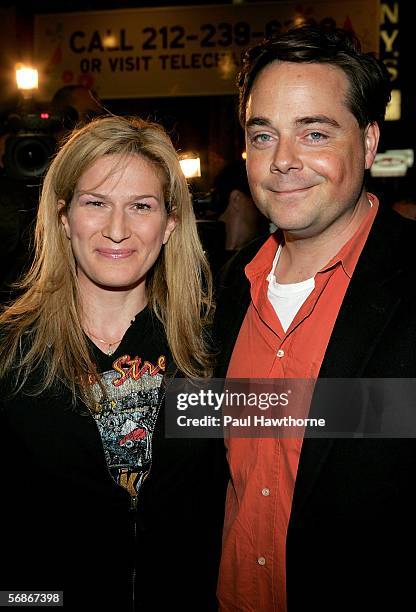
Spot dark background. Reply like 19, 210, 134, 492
0, 0, 413, 192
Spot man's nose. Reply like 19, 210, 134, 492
270, 136, 303, 174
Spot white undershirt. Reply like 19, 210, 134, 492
267, 245, 315, 333
266, 198, 373, 332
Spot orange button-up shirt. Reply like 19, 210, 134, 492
218, 198, 378, 612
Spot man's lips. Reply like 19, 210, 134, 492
96, 248, 135, 259
268, 185, 312, 195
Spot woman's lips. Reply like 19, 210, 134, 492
96, 248, 135, 259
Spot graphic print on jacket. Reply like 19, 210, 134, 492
88, 353, 166, 497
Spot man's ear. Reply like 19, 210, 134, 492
229, 189, 244, 212
364, 122, 380, 170
58, 199, 71, 239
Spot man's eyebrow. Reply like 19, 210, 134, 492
246, 117, 273, 129
246, 115, 341, 129
295, 115, 341, 128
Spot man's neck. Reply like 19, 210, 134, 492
275, 196, 371, 284
224, 216, 260, 251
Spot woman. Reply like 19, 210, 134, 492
0, 116, 226, 611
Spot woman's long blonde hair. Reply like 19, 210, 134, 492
0, 115, 213, 398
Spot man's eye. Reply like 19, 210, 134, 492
85, 200, 104, 207
309, 132, 325, 141
253, 133, 271, 143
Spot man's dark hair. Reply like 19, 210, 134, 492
211, 160, 251, 215
238, 24, 391, 129
50, 85, 104, 128
51, 85, 98, 110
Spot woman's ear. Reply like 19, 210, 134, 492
58, 199, 71, 239
163, 212, 177, 245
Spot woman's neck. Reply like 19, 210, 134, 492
78, 277, 147, 340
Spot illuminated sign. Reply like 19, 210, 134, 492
34, 1, 380, 99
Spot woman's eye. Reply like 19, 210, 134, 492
133, 202, 152, 211
85, 200, 104, 207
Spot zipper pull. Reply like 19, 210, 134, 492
130, 495, 138, 511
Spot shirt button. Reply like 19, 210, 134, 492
276, 349, 285, 358
262, 487, 270, 497
257, 556, 266, 566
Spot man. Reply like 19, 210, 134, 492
0, 86, 104, 298
50, 84, 104, 141
215, 25, 416, 611
212, 159, 269, 267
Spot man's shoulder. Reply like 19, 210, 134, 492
362, 203, 415, 271
375, 202, 416, 234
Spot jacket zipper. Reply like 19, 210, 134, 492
86, 365, 178, 611
128, 371, 177, 609
130, 494, 138, 611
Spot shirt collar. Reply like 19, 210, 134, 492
321, 194, 378, 279
245, 193, 379, 283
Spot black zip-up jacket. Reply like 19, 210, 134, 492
0, 308, 226, 611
